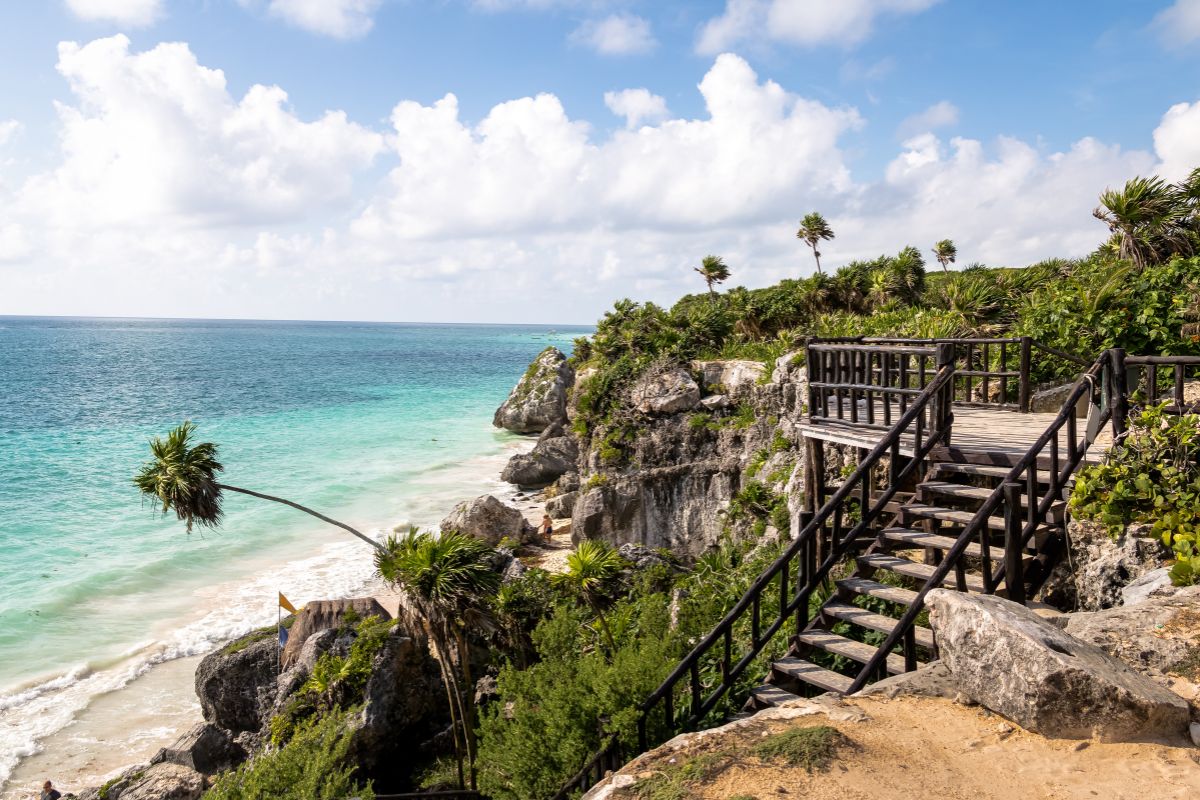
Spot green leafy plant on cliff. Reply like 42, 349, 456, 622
208, 709, 373, 800
552, 540, 626, 653
1070, 404, 1200, 585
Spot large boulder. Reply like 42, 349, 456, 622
545, 489, 579, 519
194, 633, 279, 732
494, 347, 574, 434
441, 494, 536, 545
1038, 520, 1171, 611
500, 435, 579, 488
281, 597, 390, 668
150, 723, 245, 776
630, 367, 700, 415
692, 360, 766, 400
926, 589, 1191, 742
117, 763, 204, 800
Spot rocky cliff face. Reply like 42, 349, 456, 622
493, 346, 575, 434
497, 347, 809, 558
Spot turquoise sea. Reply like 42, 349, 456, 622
0, 317, 588, 788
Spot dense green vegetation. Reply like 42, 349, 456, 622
207, 710, 373, 800
1070, 404, 1200, 586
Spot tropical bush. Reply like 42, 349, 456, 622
1069, 404, 1200, 586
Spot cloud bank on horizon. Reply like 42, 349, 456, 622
0, 0, 1198, 323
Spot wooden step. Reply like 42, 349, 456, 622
836, 576, 918, 606
918, 482, 1071, 511
749, 684, 803, 708
880, 527, 989, 559
821, 600, 936, 650
903, 502, 1062, 530
858, 553, 988, 593
771, 657, 854, 694
930, 462, 1072, 484
797, 630, 907, 675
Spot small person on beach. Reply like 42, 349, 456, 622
540, 514, 554, 542
41, 781, 62, 800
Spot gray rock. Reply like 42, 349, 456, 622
630, 367, 700, 415
1030, 380, 1091, 414
274, 628, 337, 708
73, 764, 149, 800
500, 435, 579, 487
441, 494, 536, 545
545, 489, 579, 519
118, 763, 204, 800
927, 589, 1190, 742
858, 660, 959, 700
281, 597, 390, 668
1063, 585, 1200, 678
1122, 567, 1175, 606
699, 394, 730, 411
692, 360, 765, 399
488, 547, 529, 583
494, 347, 574, 433
194, 634, 278, 732
555, 471, 581, 493
1038, 520, 1171, 611
149, 723, 245, 776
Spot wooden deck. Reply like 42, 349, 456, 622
799, 403, 1113, 464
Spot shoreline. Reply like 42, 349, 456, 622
0, 432, 538, 800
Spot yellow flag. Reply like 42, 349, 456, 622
278, 592, 298, 615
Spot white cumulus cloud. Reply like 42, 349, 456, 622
265, 0, 383, 39
1154, 100, 1200, 180
0, 120, 20, 147
897, 100, 959, 138
1151, 0, 1200, 47
698, 0, 941, 53
570, 13, 657, 55
603, 88, 668, 129
64, 0, 162, 26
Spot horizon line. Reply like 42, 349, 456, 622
0, 313, 595, 328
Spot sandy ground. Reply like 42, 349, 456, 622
601, 694, 1200, 800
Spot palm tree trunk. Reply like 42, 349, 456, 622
588, 597, 617, 654
430, 626, 466, 789
811, 244, 823, 274
215, 483, 383, 551
454, 626, 479, 791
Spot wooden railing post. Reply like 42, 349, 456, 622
1111, 347, 1128, 441
1018, 336, 1032, 412
934, 342, 955, 445
1003, 481, 1026, 605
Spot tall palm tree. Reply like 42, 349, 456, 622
694, 255, 731, 299
133, 422, 383, 552
931, 239, 957, 273
552, 540, 624, 653
376, 528, 499, 791
1093, 175, 1192, 269
796, 212, 835, 274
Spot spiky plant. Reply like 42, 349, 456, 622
552, 539, 624, 653
796, 212, 835, 275
133, 422, 382, 551
1093, 175, 1193, 269
931, 239, 957, 273
376, 528, 499, 790
694, 255, 731, 300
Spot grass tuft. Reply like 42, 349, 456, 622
750, 725, 845, 772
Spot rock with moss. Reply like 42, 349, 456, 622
1038, 520, 1171, 611
281, 598, 390, 668
442, 494, 537, 545
115, 763, 204, 800
494, 347, 574, 433
692, 360, 766, 400
150, 723, 245, 776
195, 632, 279, 732
630, 366, 700, 415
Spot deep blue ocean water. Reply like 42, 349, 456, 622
0, 316, 588, 784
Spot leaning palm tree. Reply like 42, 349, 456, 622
796, 212, 835, 274
375, 528, 499, 791
694, 255, 731, 299
1093, 175, 1191, 269
133, 421, 383, 552
931, 239, 957, 273
552, 540, 624, 653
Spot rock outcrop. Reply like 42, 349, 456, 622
1039, 520, 1171, 611
117, 763, 204, 800
194, 633, 279, 732
629, 366, 701, 415
692, 359, 765, 399
441, 494, 537, 545
150, 723, 245, 776
494, 347, 574, 433
281, 597, 390, 668
926, 589, 1191, 742
545, 489, 578, 519
501, 429, 579, 487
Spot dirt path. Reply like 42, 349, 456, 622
598, 694, 1200, 800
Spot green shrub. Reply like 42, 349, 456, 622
207, 710, 372, 800
1070, 404, 1200, 585
746, 449, 768, 478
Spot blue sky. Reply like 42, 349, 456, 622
0, 1, 1198, 323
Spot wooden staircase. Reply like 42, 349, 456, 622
748, 453, 1071, 708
